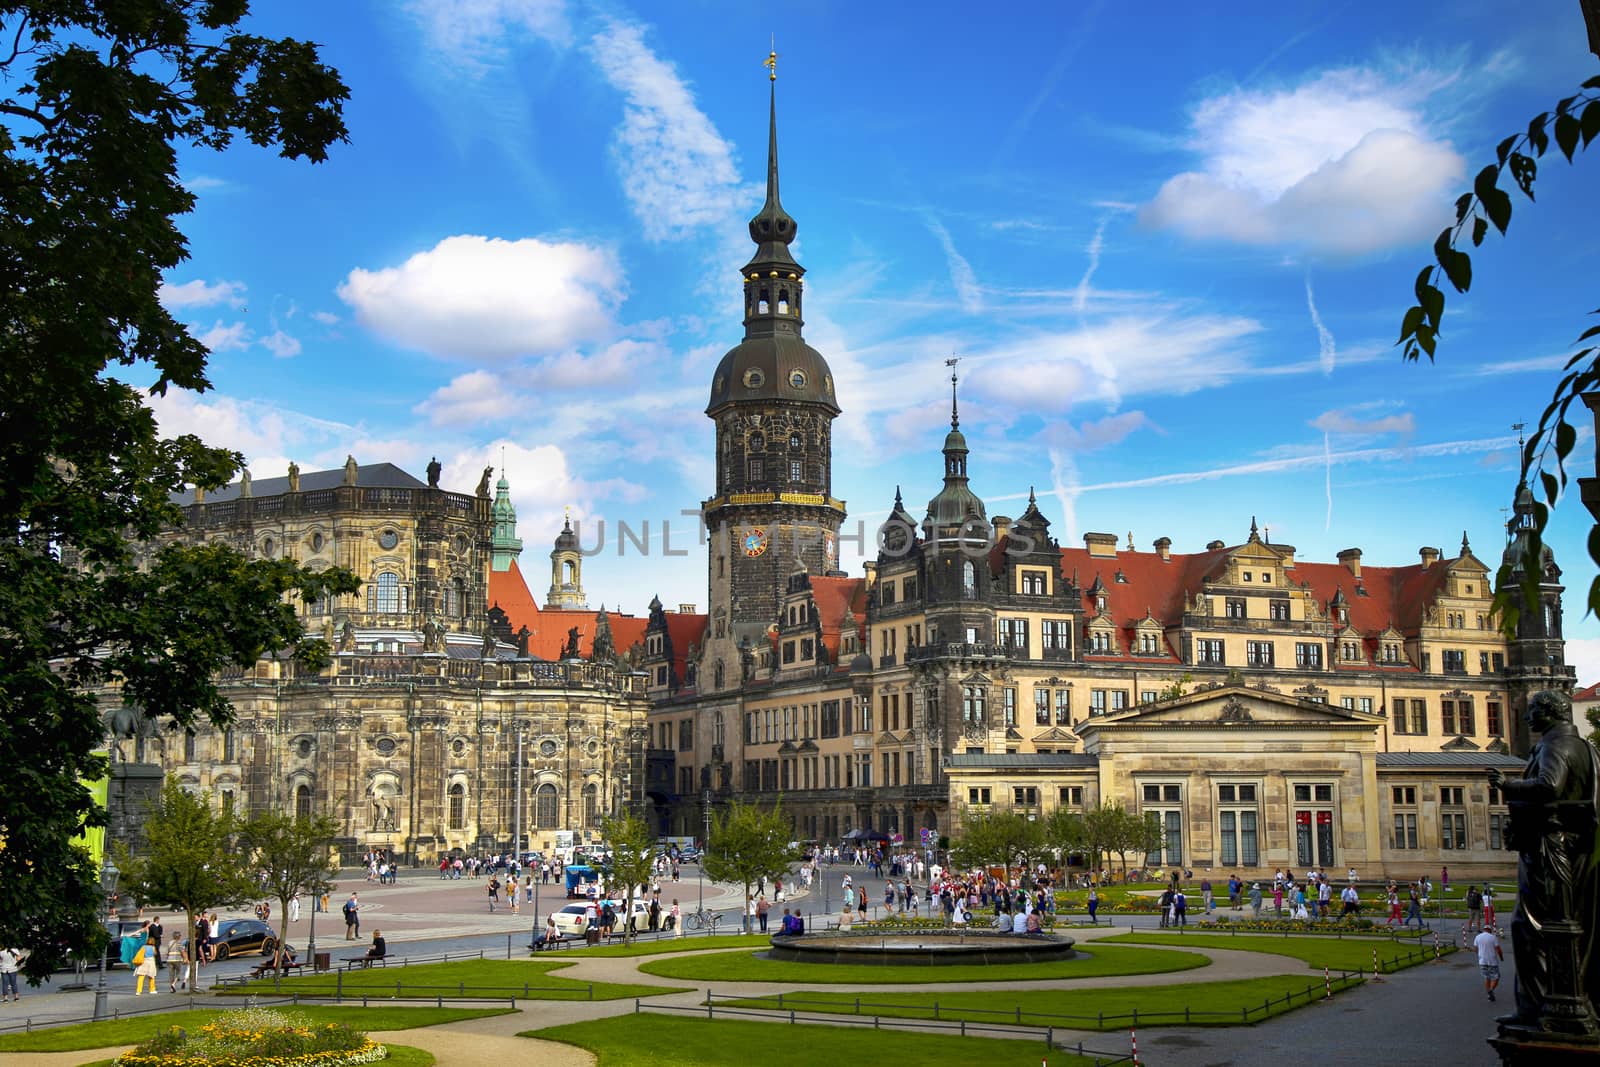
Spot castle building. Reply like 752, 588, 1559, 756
627, 71, 1572, 880
105, 460, 651, 862
107, 63, 1578, 881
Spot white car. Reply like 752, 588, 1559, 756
549, 899, 654, 937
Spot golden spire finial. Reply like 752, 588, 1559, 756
764, 37, 777, 81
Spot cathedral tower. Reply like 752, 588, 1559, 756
701, 59, 844, 692
546, 514, 587, 609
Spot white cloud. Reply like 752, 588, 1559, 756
444, 439, 646, 548
260, 330, 302, 359
1305, 274, 1336, 375
1311, 408, 1417, 435
1044, 411, 1154, 452
587, 19, 744, 241
924, 217, 982, 314
338, 235, 624, 361
311, 310, 341, 326
194, 320, 252, 353
403, 0, 571, 73
161, 279, 246, 310
1565, 637, 1600, 688
1142, 66, 1466, 255
145, 390, 352, 474
417, 370, 526, 426
531, 339, 663, 390
966, 314, 1264, 412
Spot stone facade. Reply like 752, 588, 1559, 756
107, 461, 652, 862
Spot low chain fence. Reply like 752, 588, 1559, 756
634, 996, 1138, 1066
703, 969, 1366, 1032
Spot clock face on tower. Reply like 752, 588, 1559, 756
743, 528, 769, 557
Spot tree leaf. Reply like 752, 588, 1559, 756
1471, 216, 1488, 246
1419, 283, 1444, 331
1579, 325, 1600, 343
1582, 100, 1600, 147
1540, 470, 1559, 506
1413, 265, 1434, 302
1557, 420, 1577, 461
1399, 305, 1425, 344
1454, 193, 1474, 223
1475, 165, 1512, 233
1495, 135, 1517, 163
1508, 152, 1537, 199
1415, 322, 1437, 359
1527, 112, 1550, 155
1555, 112, 1581, 161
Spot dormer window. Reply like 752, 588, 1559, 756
1096, 593, 1107, 612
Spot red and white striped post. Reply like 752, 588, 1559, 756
1433, 931, 1442, 959
1324, 965, 1332, 1000
1130, 1027, 1140, 1066
1371, 947, 1385, 983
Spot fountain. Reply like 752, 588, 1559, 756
767, 928, 1076, 966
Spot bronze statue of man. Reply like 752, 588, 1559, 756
1488, 688, 1600, 1040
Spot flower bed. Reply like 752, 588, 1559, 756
1195, 916, 1427, 937
117, 1008, 387, 1067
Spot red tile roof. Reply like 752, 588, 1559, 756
487, 559, 704, 675
1038, 542, 1463, 666
810, 575, 867, 661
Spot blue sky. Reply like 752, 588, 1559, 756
150, 1, 1600, 676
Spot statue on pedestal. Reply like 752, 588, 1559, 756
1488, 688, 1600, 1049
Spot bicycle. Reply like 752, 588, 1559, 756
685, 908, 724, 932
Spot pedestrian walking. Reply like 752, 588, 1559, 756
1474, 926, 1503, 1001
166, 933, 188, 992
0, 946, 22, 1002
343, 893, 360, 939
289, 894, 301, 923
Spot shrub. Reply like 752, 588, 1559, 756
117, 1008, 386, 1067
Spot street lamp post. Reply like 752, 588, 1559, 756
92, 860, 120, 1021
699, 788, 711, 928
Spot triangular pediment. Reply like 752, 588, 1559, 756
1084, 685, 1384, 730
1030, 726, 1079, 744
876, 730, 900, 746
1441, 735, 1481, 751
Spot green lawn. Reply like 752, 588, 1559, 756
1100, 931, 1452, 973
557, 934, 771, 957
0, 1007, 506, 1053
222, 958, 685, 1001
636, 943, 1208, 984
529, 1012, 1104, 1066
724, 971, 1363, 1030
78, 1045, 435, 1067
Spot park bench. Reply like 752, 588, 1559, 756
341, 953, 388, 970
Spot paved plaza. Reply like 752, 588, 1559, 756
2, 865, 1512, 1066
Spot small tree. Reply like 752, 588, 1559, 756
950, 808, 1044, 885
240, 811, 339, 967
118, 778, 256, 991
702, 800, 793, 933
1042, 807, 1088, 877
600, 813, 655, 943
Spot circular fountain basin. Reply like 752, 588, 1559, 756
767, 928, 1076, 966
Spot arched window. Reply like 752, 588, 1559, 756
295, 784, 311, 821
441, 582, 457, 618
583, 782, 599, 826
369, 572, 404, 614
183, 732, 196, 762
962, 560, 977, 599
778, 289, 789, 315
448, 783, 466, 830
789, 432, 801, 450
222, 729, 236, 762
563, 560, 575, 584
714, 661, 726, 689
535, 783, 558, 829
713, 710, 725, 747
452, 578, 466, 618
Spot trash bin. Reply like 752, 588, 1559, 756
584, 926, 600, 946
313, 951, 331, 973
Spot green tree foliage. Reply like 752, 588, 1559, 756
118, 778, 257, 991
600, 813, 656, 943
1396, 73, 1600, 627
1042, 807, 1089, 869
0, 3, 351, 978
950, 808, 1045, 882
702, 801, 793, 933
1075, 802, 1161, 881
240, 811, 339, 967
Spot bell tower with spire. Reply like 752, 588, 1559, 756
1501, 477, 1574, 755
701, 51, 845, 693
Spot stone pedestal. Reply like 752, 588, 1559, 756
108, 762, 165, 855
1490, 1034, 1600, 1065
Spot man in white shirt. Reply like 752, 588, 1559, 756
1474, 927, 1504, 1002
